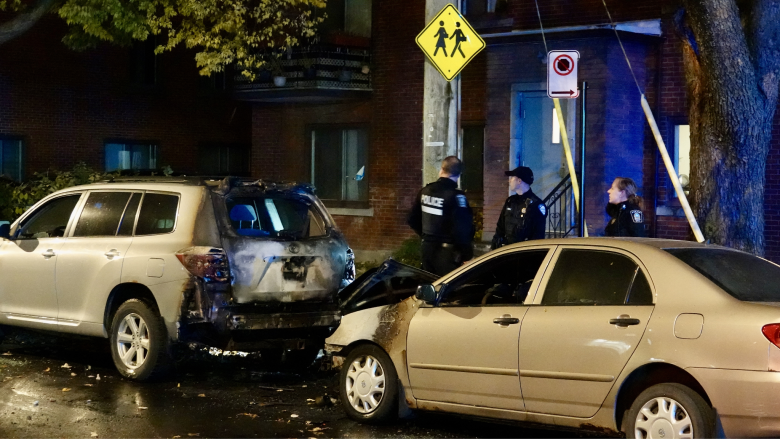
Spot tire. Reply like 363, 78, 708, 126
626, 383, 714, 439
339, 344, 398, 423
110, 299, 171, 381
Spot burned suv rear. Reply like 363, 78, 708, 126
179, 178, 355, 355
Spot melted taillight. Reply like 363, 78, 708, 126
176, 247, 229, 282
762, 324, 780, 348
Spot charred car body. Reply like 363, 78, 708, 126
0, 177, 354, 380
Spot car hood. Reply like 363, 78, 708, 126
337, 259, 438, 314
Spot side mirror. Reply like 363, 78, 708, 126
415, 284, 437, 304
0, 223, 9, 240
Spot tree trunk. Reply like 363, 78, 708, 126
679, 0, 780, 255
0, 0, 56, 45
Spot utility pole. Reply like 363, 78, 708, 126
422, 0, 461, 184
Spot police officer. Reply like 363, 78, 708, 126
491, 166, 547, 249
605, 177, 645, 237
408, 156, 475, 275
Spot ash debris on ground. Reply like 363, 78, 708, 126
0, 326, 581, 438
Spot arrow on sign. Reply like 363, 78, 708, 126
551, 90, 577, 96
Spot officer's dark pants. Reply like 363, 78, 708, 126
421, 241, 460, 276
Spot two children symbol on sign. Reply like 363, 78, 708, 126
433, 21, 468, 58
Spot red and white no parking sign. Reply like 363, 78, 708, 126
547, 50, 580, 98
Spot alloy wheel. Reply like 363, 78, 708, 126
634, 396, 693, 439
115, 313, 150, 370
345, 354, 386, 413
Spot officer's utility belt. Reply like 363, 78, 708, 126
423, 240, 456, 249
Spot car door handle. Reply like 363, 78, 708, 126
493, 315, 520, 326
104, 249, 120, 259
610, 315, 641, 327
42, 249, 56, 259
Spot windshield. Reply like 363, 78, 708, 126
665, 248, 780, 302
225, 195, 327, 240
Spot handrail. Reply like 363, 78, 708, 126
542, 174, 579, 238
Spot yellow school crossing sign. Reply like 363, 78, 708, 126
416, 4, 485, 81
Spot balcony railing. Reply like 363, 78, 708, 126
233, 45, 372, 93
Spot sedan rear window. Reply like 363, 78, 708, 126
665, 248, 780, 302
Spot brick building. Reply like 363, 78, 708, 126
3, 1, 780, 261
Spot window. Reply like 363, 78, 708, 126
105, 142, 158, 172
135, 193, 179, 235
322, 0, 372, 38
226, 196, 327, 239
542, 249, 648, 306
464, 0, 503, 15
674, 125, 691, 196
197, 144, 250, 176
665, 248, 780, 302
73, 192, 134, 237
439, 250, 549, 306
0, 138, 23, 182
17, 195, 81, 239
311, 127, 368, 204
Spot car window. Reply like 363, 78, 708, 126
439, 250, 549, 307
541, 249, 638, 306
135, 193, 179, 236
665, 248, 780, 302
226, 196, 327, 240
73, 192, 132, 237
627, 268, 653, 305
17, 195, 81, 239
117, 193, 142, 236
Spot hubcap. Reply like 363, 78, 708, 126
635, 396, 693, 439
116, 313, 150, 370
345, 354, 386, 413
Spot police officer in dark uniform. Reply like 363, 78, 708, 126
408, 156, 475, 275
491, 166, 547, 249
605, 177, 646, 237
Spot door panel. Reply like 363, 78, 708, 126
519, 305, 652, 417
518, 246, 654, 417
407, 306, 527, 410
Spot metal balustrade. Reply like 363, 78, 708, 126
542, 174, 580, 238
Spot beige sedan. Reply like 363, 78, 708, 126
326, 238, 780, 438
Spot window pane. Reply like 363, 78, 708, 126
118, 193, 142, 236
18, 195, 81, 239
542, 250, 637, 305
627, 269, 653, 305
312, 129, 343, 200
105, 143, 158, 172
73, 192, 132, 237
343, 129, 367, 201
198, 145, 250, 176
135, 194, 179, 235
462, 126, 484, 194
440, 250, 548, 306
345, 0, 371, 37
665, 248, 780, 302
0, 139, 23, 181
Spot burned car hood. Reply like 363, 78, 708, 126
337, 259, 438, 315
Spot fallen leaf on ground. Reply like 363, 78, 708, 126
90, 433, 98, 438
61, 363, 71, 368
198, 394, 205, 397
138, 406, 148, 410
95, 374, 101, 380
277, 389, 284, 392
306, 399, 315, 402
84, 384, 93, 387
2, 352, 12, 356
87, 375, 94, 378
290, 414, 299, 418
71, 373, 76, 377
43, 368, 50, 372
187, 434, 200, 437
237, 413, 258, 419
172, 436, 181, 439
302, 385, 307, 388
62, 388, 71, 392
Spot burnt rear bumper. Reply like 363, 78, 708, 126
227, 310, 341, 331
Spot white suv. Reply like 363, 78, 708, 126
0, 177, 354, 380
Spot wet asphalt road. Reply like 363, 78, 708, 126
0, 327, 597, 438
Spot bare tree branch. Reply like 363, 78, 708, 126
0, 0, 56, 45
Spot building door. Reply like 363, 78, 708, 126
510, 85, 577, 201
